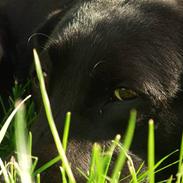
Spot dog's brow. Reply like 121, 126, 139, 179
90, 60, 107, 77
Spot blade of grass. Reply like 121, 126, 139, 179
28, 132, 32, 158
33, 49, 75, 183
136, 161, 145, 175
148, 119, 155, 183
116, 143, 138, 183
148, 149, 178, 178
33, 155, 60, 176
87, 143, 101, 183
77, 168, 89, 181
0, 158, 10, 183
135, 162, 146, 183
0, 95, 31, 144
138, 159, 178, 182
10, 156, 17, 182
0, 96, 7, 115
166, 175, 173, 183
31, 156, 38, 173
7, 172, 15, 183
10, 157, 14, 180
60, 167, 67, 183
36, 174, 40, 183
101, 135, 121, 183
176, 133, 183, 183
62, 112, 71, 152
94, 144, 104, 183
62, 112, 71, 183
127, 159, 138, 183
176, 164, 183, 183
15, 100, 32, 183
155, 160, 178, 175
111, 110, 137, 183
33, 112, 71, 176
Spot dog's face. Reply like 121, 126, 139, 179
31, 0, 183, 182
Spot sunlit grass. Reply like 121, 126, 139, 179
15, 100, 32, 183
111, 110, 136, 183
176, 134, 183, 183
0, 95, 31, 144
0, 82, 36, 158
148, 119, 155, 183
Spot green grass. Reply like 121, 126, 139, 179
0, 49, 182, 182
148, 119, 155, 183
0, 81, 36, 158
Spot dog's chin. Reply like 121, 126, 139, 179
34, 139, 146, 183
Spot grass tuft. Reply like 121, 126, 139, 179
111, 110, 137, 183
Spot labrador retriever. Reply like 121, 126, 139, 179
0, 0, 183, 182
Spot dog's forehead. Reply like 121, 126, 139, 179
46, 0, 182, 58
43, 0, 183, 102
49, 0, 180, 39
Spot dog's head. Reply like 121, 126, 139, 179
31, 0, 183, 182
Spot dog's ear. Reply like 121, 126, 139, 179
29, 10, 63, 52
15, 11, 63, 82
28, 10, 66, 103
26, 10, 62, 83
30, 0, 76, 52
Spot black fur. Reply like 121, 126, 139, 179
0, 0, 183, 182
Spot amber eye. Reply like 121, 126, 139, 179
114, 88, 138, 101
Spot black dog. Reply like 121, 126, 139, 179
0, 0, 183, 182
